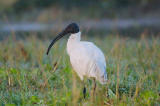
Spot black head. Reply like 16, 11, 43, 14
46, 23, 79, 55
64, 23, 79, 34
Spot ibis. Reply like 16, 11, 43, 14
46, 23, 107, 98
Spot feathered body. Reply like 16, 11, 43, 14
67, 32, 107, 84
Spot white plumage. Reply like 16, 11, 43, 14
67, 32, 107, 84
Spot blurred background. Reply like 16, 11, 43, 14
0, 1, 160, 105
0, 0, 160, 39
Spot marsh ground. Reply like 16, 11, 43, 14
0, 34, 159, 105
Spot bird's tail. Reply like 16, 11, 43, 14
94, 63, 107, 85
100, 71, 107, 85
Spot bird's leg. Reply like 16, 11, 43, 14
90, 78, 96, 102
92, 78, 96, 96
83, 86, 86, 98
82, 80, 87, 99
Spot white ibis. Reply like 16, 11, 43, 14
46, 23, 107, 98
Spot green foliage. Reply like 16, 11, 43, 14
0, 35, 160, 105
137, 90, 159, 105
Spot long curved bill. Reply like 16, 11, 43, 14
46, 31, 67, 55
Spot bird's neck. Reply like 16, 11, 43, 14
67, 32, 81, 55
68, 32, 81, 42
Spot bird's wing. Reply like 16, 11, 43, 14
80, 41, 107, 84
81, 41, 106, 68
68, 41, 107, 81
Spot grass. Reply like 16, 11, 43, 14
0, 34, 160, 105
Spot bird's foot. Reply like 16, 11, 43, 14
83, 87, 86, 99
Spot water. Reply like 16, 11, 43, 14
0, 18, 160, 39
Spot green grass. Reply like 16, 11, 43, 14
0, 35, 160, 106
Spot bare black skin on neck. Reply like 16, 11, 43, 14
46, 23, 79, 55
